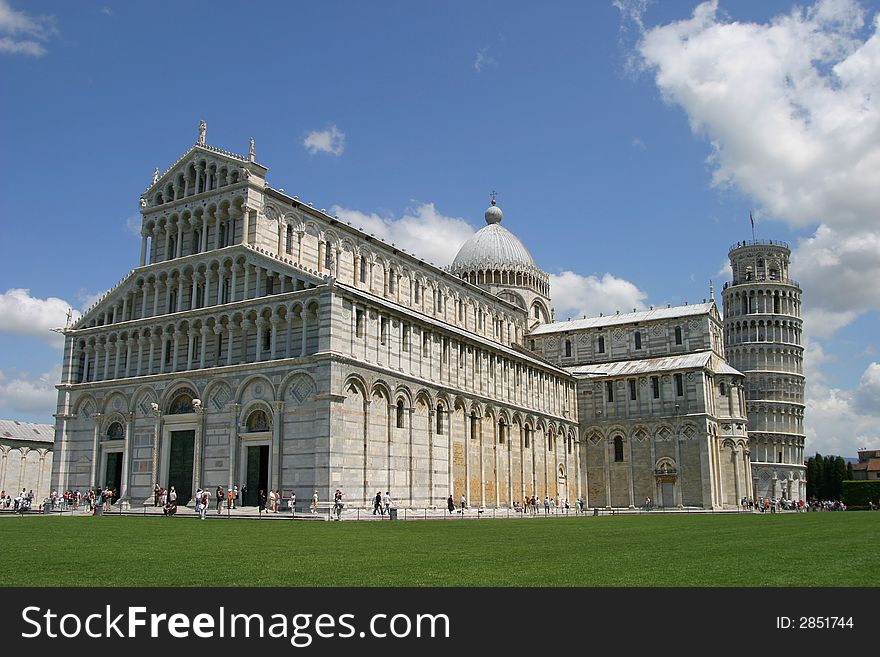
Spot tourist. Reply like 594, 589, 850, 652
201, 489, 209, 519
373, 491, 383, 515
227, 488, 233, 510
543, 496, 550, 515
232, 485, 239, 508
154, 484, 160, 507
216, 486, 224, 513
460, 494, 467, 512
268, 489, 276, 513
333, 489, 344, 520
447, 495, 455, 513
311, 490, 318, 514
258, 489, 267, 516
289, 491, 297, 516
163, 498, 177, 517
383, 491, 391, 516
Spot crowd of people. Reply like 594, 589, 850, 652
6, 483, 876, 518
0, 488, 120, 514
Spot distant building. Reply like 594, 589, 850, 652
0, 419, 54, 501
852, 450, 880, 481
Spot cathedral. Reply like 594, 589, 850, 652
50, 126, 805, 510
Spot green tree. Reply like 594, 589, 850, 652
847, 462, 854, 480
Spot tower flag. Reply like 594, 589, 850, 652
750, 211, 755, 241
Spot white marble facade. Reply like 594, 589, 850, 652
50, 126, 793, 509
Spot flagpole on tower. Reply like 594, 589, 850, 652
750, 211, 756, 241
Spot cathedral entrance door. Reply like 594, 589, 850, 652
168, 430, 194, 506
661, 481, 674, 508
104, 452, 123, 503
244, 445, 269, 507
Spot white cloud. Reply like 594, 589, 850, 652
794, 225, 880, 338
331, 202, 476, 267
634, 0, 880, 336
0, 0, 57, 56
549, 271, 648, 321
76, 288, 109, 313
303, 124, 345, 156
0, 36, 44, 55
0, 289, 78, 347
805, 361, 880, 456
637, 0, 880, 230
474, 47, 497, 73
631, 137, 647, 150
0, 366, 60, 416
126, 215, 142, 237
854, 361, 880, 415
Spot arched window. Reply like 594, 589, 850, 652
436, 404, 444, 434
719, 382, 727, 396
286, 224, 294, 254
389, 269, 396, 295
380, 317, 388, 345
360, 256, 368, 283
168, 392, 194, 414
414, 281, 421, 303
675, 326, 683, 345
564, 340, 572, 357
246, 409, 270, 432
106, 422, 124, 440
598, 336, 605, 353
263, 326, 271, 351
634, 331, 642, 350
614, 436, 624, 462
533, 304, 540, 319
396, 399, 405, 429
470, 412, 479, 440
498, 419, 506, 444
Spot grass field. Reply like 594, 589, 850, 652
1, 513, 877, 586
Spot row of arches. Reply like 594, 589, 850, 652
726, 345, 804, 375
725, 318, 802, 346
142, 196, 246, 265
67, 299, 321, 384
151, 157, 243, 207
341, 373, 579, 507
723, 287, 801, 318
454, 266, 550, 298
81, 254, 320, 329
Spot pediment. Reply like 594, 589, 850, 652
142, 144, 267, 206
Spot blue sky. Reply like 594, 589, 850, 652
1, 0, 878, 457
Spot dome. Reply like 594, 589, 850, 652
449, 203, 539, 274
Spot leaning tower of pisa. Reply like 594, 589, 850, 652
722, 239, 806, 502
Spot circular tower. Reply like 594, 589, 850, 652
722, 240, 806, 502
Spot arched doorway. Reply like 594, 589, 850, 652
241, 409, 271, 506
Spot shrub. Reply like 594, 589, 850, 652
841, 480, 880, 508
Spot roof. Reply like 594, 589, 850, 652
0, 419, 55, 444
852, 459, 880, 473
530, 302, 715, 335
566, 351, 743, 379
449, 205, 541, 274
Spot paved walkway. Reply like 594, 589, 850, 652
1, 504, 760, 521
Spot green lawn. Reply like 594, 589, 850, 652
1, 513, 877, 586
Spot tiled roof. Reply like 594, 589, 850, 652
0, 419, 55, 443
566, 351, 742, 378
530, 302, 714, 335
